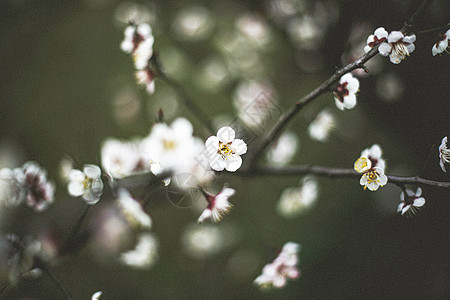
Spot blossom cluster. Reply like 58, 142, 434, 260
121, 22, 156, 94
254, 242, 301, 290
354, 144, 387, 191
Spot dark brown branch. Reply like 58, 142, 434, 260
244, 165, 450, 189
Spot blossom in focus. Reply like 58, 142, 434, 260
432, 29, 450, 56
254, 242, 301, 290
17, 162, 55, 211
307, 109, 336, 142
0, 234, 41, 283
205, 126, 247, 172
68, 164, 104, 205
364, 27, 388, 53
198, 186, 235, 223
277, 177, 318, 218
378, 31, 416, 64
266, 132, 298, 165
333, 73, 359, 110
354, 157, 387, 191
439, 136, 450, 172
101, 138, 151, 179
120, 233, 158, 269
397, 187, 425, 216
360, 144, 386, 170
116, 189, 152, 229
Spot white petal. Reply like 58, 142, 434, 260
403, 34, 416, 44
343, 94, 356, 109
432, 44, 439, 56
378, 43, 392, 56
209, 158, 226, 171
198, 209, 212, 222
69, 169, 85, 182
84, 164, 101, 178
232, 139, 247, 155
216, 126, 235, 143
334, 98, 345, 111
389, 53, 402, 64
414, 197, 425, 207
225, 156, 242, 172
388, 31, 404, 43
379, 174, 387, 186
401, 205, 410, 215
205, 136, 220, 154
364, 45, 372, 53
415, 187, 422, 197
374, 27, 388, 38
360, 175, 367, 186
68, 181, 84, 197
219, 188, 235, 198
346, 77, 360, 94
397, 203, 404, 213
406, 43, 415, 54
172, 118, 194, 137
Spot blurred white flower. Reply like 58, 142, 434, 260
439, 136, 450, 172
120, 233, 158, 269
236, 14, 272, 47
198, 186, 234, 223
378, 31, 416, 64
364, 27, 388, 53
376, 73, 404, 102
68, 164, 104, 205
117, 189, 152, 229
287, 16, 323, 50
135, 68, 155, 95
254, 242, 301, 290
432, 29, 450, 56
333, 73, 359, 110
266, 132, 298, 165
172, 6, 214, 41
121, 23, 153, 54
17, 162, 55, 212
277, 177, 318, 218
91, 291, 103, 300
205, 126, 247, 172
101, 138, 151, 179
0, 234, 41, 283
0, 167, 25, 207
307, 110, 335, 142
397, 187, 425, 216
182, 224, 228, 259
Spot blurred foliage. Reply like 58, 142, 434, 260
1, 0, 450, 298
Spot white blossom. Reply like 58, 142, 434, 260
116, 189, 152, 229
198, 186, 235, 223
307, 110, 336, 142
439, 136, 450, 172
68, 164, 104, 205
277, 177, 318, 218
397, 187, 425, 216
378, 31, 416, 64
432, 29, 450, 56
364, 27, 388, 53
205, 126, 247, 172
135, 68, 155, 95
121, 23, 153, 54
181, 224, 224, 259
266, 132, 298, 165
354, 145, 388, 191
0, 168, 25, 207
333, 73, 359, 110
120, 233, 158, 269
254, 242, 301, 290
360, 144, 386, 170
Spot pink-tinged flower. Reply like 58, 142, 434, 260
136, 67, 155, 95
397, 187, 425, 216
364, 27, 388, 53
254, 242, 301, 290
121, 23, 153, 54
205, 126, 247, 172
333, 73, 359, 110
378, 31, 416, 64
432, 29, 450, 56
439, 136, 450, 172
198, 186, 235, 223
17, 162, 55, 211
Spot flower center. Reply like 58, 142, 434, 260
392, 42, 410, 60
163, 139, 176, 150
82, 177, 93, 190
333, 82, 349, 103
218, 142, 235, 159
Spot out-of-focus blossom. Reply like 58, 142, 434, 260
172, 6, 214, 41
266, 132, 298, 165
0, 234, 41, 283
68, 164, 104, 205
194, 56, 232, 92
376, 73, 404, 102
236, 14, 272, 47
120, 233, 158, 269
198, 186, 234, 223
116, 189, 152, 229
115, 2, 154, 25
354, 144, 387, 191
136, 67, 156, 94
58, 156, 74, 183
277, 177, 318, 218
287, 16, 323, 50
439, 136, 450, 172
205, 126, 247, 172
233, 81, 278, 129
333, 73, 359, 110
398, 187, 425, 216
254, 242, 301, 290
364, 27, 388, 53
101, 138, 151, 179
307, 110, 336, 142
0, 167, 25, 207
378, 31, 416, 64
121, 23, 153, 55
91, 291, 103, 300
432, 29, 450, 56
182, 224, 230, 259
17, 162, 55, 212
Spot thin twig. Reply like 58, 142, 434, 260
416, 23, 450, 35
245, 165, 450, 189
38, 261, 73, 300
59, 205, 90, 256
158, 71, 215, 134
400, 0, 433, 34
